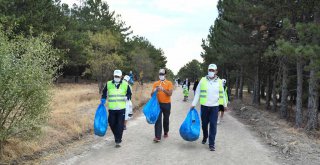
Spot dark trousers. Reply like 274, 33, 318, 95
155, 103, 171, 139
201, 105, 219, 147
108, 109, 125, 143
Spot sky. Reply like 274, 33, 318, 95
61, 0, 219, 74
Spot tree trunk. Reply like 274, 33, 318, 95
235, 69, 239, 99
295, 58, 304, 128
280, 58, 288, 119
98, 75, 104, 94
239, 65, 244, 99
226, 69, 232, 100
278, 91, 282, 103
0, 140, 3, 158
252, 64, 260, 104
260, 83, 265, 99
306, 59, 319, 131
266, 73, 273, 110
272, 74, 278, 112
247, 84, 251, 94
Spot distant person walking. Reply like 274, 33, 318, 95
175, 79, 179, 87
183, 78, 191, 91
183, 84, 189, 101
190, 64, 228, 151
101, 70, 131, 148
123, 75, 133, 130
151, 69, 173, 142
218, 79, 229, 124
128, 71, 134, 85
193, 79, 199, 95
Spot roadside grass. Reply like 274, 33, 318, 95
1, 83, 153, 163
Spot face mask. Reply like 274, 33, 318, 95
114, 78, 121, 83
159, 75, 165, 81
208, 71, 215, 78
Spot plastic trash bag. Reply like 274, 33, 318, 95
125, 100, 133, 120
179, 108, 200, 141
143, 91, 160, 124
94, 103, 108, 137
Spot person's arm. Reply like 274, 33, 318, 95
161, 89, 172, 96
161, 82, 173, 96
222, 85, 228, 110
126, 85, 132, 100
100, 83, 108, 104
191, 80, 201, 109
223, 89, 227, 107
227, 88, 230, 102
101, 83, 108, 99
151, 83, 157, 96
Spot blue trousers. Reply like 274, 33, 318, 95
108, 109, 125, 143
201, 105, 219, 147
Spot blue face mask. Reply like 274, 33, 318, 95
208, 71, 215, 78
114, 78, 121, 83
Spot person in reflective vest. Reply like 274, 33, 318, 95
190, 64, 228, 151
101, 69, 132, 148
218, 79, 229, 124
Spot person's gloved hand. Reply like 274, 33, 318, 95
100, 98, 106, 104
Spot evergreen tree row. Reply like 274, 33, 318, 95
201, 0, 320, 130
0, 0, 169, 85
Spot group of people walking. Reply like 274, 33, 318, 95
100, 63, 229, 151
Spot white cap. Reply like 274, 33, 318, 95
114, 70, 122, 76
159, 69, 166, 74
208, 64, 217, 70
123, 75, 130, 81
222, 79, 226, 84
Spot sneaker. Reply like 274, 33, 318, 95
209, 146, 215, 151
217, 119, 220, 124
115, 143, 121, 148
202, 138, 207, 144
153, 137, 161, 143
164, 133, 168, 138
123, 125, 127, 130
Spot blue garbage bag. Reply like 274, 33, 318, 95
179, 108, 200, 141
143, 90, 160, 124
94, 103, 108, 136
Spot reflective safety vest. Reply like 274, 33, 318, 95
107, 81, 128, 110
199, 77, 225, 105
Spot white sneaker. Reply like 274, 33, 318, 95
217, 119, 220, 124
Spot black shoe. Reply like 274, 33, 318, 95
209, 146, 215, 151
153, 137, 161, 143
123, 125, 127, 130
115, 143, 121, 148
202, 138, 207, 144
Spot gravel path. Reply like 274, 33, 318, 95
52, 88, 280, 165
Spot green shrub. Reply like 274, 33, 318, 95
0, 30, 60, 154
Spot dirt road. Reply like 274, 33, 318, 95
50, 87, 280, 165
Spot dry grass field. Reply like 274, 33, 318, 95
1, 83, 153, 163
